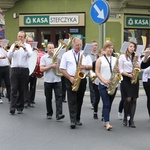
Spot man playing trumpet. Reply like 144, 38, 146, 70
7, 30, 32, 115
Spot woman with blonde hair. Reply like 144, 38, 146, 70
96, 41, 118, 130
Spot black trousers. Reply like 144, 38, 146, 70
10, 68, 29, 111
93, 84, 101, 113
89, 77, 95, 106
0, 66, 10, 101
44, 82, 63, 117
61, 76, 66, 100
66, 77, 87, 123
143, 80, 150, 117
25, 76, 37, 104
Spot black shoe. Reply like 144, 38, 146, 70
123, 118, 127, 126
17, 110, 23, 114
24, 103, 28, 109
62, 99, 67, 103
70, 122, 76, 129
56, 114, 65, 120
93, 113, 98, 119
10, 109, 15, 115
29, 103, 34, 108
129, 121, 136, 128
76, 121, 82, 126
1, 93, 4, 97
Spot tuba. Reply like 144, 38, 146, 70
52, 40, 66, 76
107, 53, 122, 95
131, 54, 140, 84
72, 54, 86, 92
65, 34, 74, 51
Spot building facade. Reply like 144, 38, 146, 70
3, 0, 150, 51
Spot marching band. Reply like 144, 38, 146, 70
0, 31, 149, 130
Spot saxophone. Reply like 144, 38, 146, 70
107, 53, 122, 95
72, 55, 86, 92
131, 55, 140, 84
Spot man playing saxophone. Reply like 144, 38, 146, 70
60, 37, 92, 129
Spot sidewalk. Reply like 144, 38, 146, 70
37, 77, 145, 96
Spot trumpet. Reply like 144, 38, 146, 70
14, 41, 22, 50
4, 44, 11, 51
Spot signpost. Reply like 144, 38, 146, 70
90, 0, 110, 24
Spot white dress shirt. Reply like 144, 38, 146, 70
60, 49, 92, 76
0, 47, 10, 66
7, 43, 32, 68
40, 53, 61, 83
119, 54, 141, 74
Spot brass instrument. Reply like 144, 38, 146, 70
4, 44, 11, 51
14, 41, 22, 50
89, 70, 97, 82
131, 55, 140, 84
65, 34, 74, 51
52, 40, 66, 76
107, 53, 122, 95
72, 55, 86, 92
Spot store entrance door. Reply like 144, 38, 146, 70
37, 28, 69, 48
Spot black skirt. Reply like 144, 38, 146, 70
121, 75, 139, 98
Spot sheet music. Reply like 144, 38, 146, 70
120, 41, 130, 53
57, 49, 66, 59
136, 45, 144, 56
32, 41, 38, 48
83, 43, 94, 56
2, 39, 9, 47
64, 39, 68, 45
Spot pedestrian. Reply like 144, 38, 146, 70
40, 42, 65, 120
24, 36, 41, 108
0, 36, 11, 104
89, 40, 98, 109
141, 44, 150, 119
60, 37, 92, 129
7, 30, 32, 114
119, 40, 140, 128
95, 41, 118, 130
92, 49, 105, 119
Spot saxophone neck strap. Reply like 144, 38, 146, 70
72, 50, 80, 66
104, 54, 112, 73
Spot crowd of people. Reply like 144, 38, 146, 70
0, 30, 150, 131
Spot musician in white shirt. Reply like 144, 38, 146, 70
142, 44, 150, 119
0, 36, 11, 104
60, 37, 92, 129
40, 42, 65, 120
7, 31, 32, 115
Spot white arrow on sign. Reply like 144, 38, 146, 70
93, 4, 104, 19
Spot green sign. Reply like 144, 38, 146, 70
126, 16, 150, 28
24, 16, 49, 25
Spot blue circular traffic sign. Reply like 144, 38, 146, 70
90, 0, 110, 24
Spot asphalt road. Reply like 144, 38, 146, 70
0, 78, 149, 150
